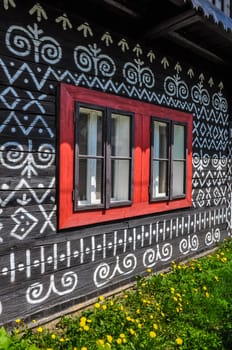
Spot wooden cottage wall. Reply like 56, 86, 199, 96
0, 1, 230, 324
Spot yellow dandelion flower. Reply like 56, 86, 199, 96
136, 308, 140, 314
202, 286, 207, 291
37, 326, 43, 333
102, 304, 107, 311
106, 335, 113, 343
96, 339, 104, 346
81, 347, 88, 350
149, 331, 156, 338
214, 275, 219, 282
109, 301, 114, 306
32, 319, 36, 323
120, 333, 126, 339
51, 334, 56, 339
59, 337, 65, 342
170, 287, 175, 294
105, 343, 111, 349
138, 323, 143, 329
129, 328, 136, 335
99, 295, 105, 301
173, 296, 178, 302
94, 302, 101, 309
116, 338, 122, 345
205, 292, 210, 298
15, 319, 21, 324
46, 348, 53, 350
153, 323, 158, 330
176, 337, 183, 345
83, 325, 89, 331
147, 268, 152, 273
124, 294, 128, 299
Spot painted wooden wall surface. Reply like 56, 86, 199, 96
0, 0, 230, 324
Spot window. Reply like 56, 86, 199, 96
74, 104, 133, 210
150, 119, 187, 201
59, 84, 192, 230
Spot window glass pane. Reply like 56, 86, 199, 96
79, 107, 103, 156
111, 113, 130, 157
153, 121, 168, 159
173, 124, 185, 160
152, 160, 168, 198
78, 158, 103, 205
173, 161, 185, 196
111, 159, 130, 202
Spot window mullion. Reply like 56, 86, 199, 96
105, 108, 111, 209
169, 121, 173, 201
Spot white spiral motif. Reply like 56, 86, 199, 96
191, 235, 199, 251
143, 244, 172, 267
26, 282, 47, 304
74, 47, 92, 72
37, 144, 55, 164
0, 141, 55, 178
123, 60, 155, 88
5, 24, 62, 64
124, 65, 138, 85
143, 248, 156, 268
93, 262, 111, 287
212, 93, 228, 112
161, 243, 173, 261
191, 85, 210, 106
26, 272, 78, 304
98, 56, 116, 77
179, 234, 199, 255
57, 272, 78, 294
205, 228, 220, 246
122, 254, 137, 274
74, 44, 116, 77
6, 27, 31, 57
0, 142, 24, 168
94, 254, 137, 288
39, 37, 62, 64
164, 76, 189, 99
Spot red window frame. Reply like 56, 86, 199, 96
59, 84, 193, 230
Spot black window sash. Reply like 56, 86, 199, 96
170, 121, 187, 200
106, 108, 134, 209
150, 117, 171, 202
74, 102, 133, 211
74, 102, 106, 211
150, 117, 187, 202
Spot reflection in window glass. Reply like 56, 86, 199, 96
173, 124, 185, 196
111, 113, 131, 202
152, 121, 168, 198
78, 107, 103, 206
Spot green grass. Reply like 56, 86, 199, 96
1, 239, 232, 350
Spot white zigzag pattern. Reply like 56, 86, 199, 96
0, 178, 55, 207
0, 111, 54, 138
